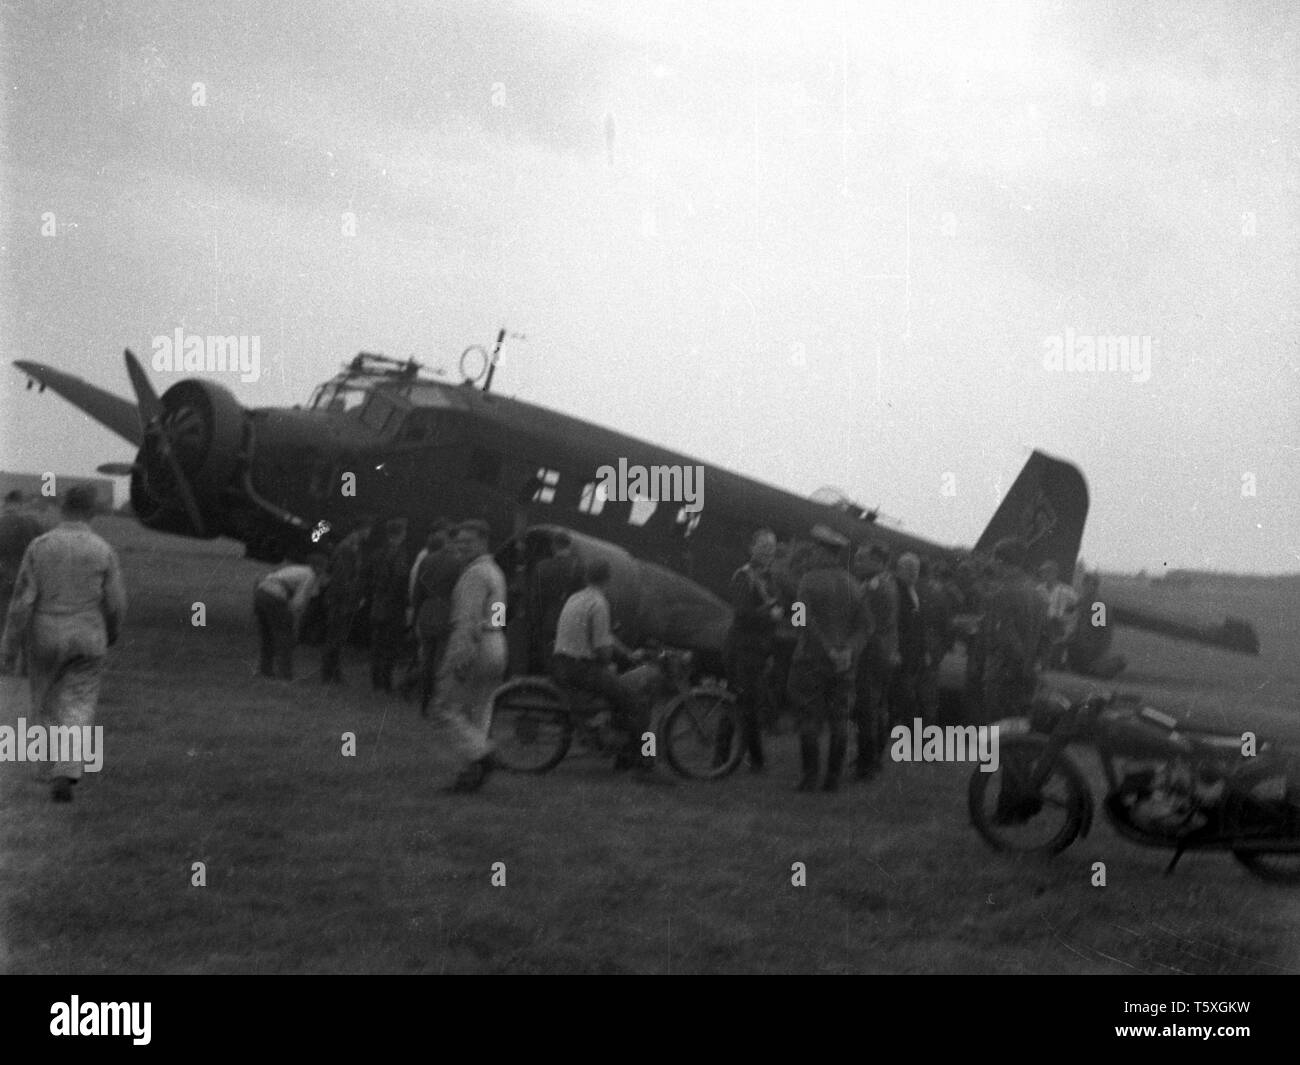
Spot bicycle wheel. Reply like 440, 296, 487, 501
487, 678, 573, 773
968, 734, 1089, 856
661, 687, 742, 780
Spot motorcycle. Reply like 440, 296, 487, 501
968, 691, 1300, 881
486, 647, 743, 780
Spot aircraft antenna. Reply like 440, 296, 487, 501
483, 326, 526, 393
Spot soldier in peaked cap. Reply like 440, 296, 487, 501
786, 524, 869, 793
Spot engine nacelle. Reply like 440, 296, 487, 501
130, 378, 245, 536
506, 524, 732, 659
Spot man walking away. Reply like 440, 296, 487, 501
0, 486, 126, 802
254, 553, 327, 680
321, 516, 374, 684
431, 520, 507, 793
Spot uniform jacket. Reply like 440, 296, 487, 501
793, 563, 869, 671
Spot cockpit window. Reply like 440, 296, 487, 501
309, 383, 369, 414
359, 392, 399, 433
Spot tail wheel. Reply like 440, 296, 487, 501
660, 687, 742, 780
487, 678, 572, 774
968, 734, 1089, 856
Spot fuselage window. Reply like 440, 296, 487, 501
532, 467, 560, 504
627, 497, 658, 526
675, 506, 702, 539
578, 481, 607, 516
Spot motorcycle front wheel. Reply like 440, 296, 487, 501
660, 686, 743, 780
968, 734, 1089, 856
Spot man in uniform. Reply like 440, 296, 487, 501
320, 516, 374, 684
787, 524, 868, 793
254, 553, 327, 679
432, 520, 507, 793
412, 522, 466, 717
0, 486, 126, 802
368, 517, 410, 692
715, 527, 781, 772
980, 538, 1047, 721
851, 544, 893, 779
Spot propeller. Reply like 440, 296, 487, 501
123, 349, 207, 536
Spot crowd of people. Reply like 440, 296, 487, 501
248, 514, 1093, 795
0, 481, 1092, 802
714, 526, 1083, 793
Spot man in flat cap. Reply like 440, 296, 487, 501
0, 485, 126, 802
787, 525, 869, 792
980, 537, 1046, 721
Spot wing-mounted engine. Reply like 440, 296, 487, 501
130, 376, 245, 537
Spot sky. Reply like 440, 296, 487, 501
0, 0, 1296, 573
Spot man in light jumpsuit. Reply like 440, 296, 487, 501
432, 520, 507, 793
0, 486, 126, 802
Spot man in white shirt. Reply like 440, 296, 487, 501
552, 559, 665, 780
254, 553, 327, 680
1036, 560, 1079, 669
431, 520, 507, 793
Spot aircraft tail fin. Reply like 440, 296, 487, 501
974, 450, 1089, 578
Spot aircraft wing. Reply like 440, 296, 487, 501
13, 360, 142, 448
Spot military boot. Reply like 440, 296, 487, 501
795, 735, 820, 792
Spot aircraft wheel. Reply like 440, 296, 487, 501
660, 686, 742, 780
487, 678, 572, 773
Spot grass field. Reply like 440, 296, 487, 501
2, 516, 1299, 974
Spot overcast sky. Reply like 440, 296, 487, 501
1, 0, 1296, 573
